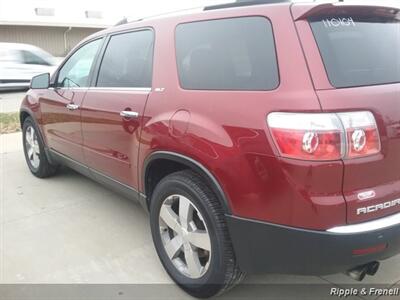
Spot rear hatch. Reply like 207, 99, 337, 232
292, 3, 400, 224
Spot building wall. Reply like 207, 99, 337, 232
0, 25, 103, 56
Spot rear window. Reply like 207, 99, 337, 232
310, 15, 400, 88
175, 16, 279, 91
97, 30, 154, 88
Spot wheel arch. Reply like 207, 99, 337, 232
19, 108, 45, 142
20, 108, 55, 165
19, 109, 32, 128
142, 151, 231, 214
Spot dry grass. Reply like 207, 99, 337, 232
0, 113, 21, 134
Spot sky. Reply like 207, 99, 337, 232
0, 0, 231, 25
0, 0, 399, 26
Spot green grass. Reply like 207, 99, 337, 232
0, 112, 21, 134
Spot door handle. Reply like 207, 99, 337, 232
120, 111, 139, 119
66, 103, 79, 111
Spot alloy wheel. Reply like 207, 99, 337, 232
25, 126, 40, 169
159, 194, 211, 279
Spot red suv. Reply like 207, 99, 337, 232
20, 0, 400, 297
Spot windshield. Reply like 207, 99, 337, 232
309, 15, 400, 88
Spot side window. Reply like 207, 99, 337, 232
96, 30, 154, 88
21, 50, 50, 65
57, 39, 102, 88
175, 17, 279, 91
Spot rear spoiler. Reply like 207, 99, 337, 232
292, 2, 400, 21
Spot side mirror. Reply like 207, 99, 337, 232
30, 73, 50, 89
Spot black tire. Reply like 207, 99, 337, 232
22, 117, 58, 178
150, 170, 244, 298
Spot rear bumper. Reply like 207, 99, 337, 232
226, 213, 400, 275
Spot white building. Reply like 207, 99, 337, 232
0, 0, 258, 56
0, 0, 118, 56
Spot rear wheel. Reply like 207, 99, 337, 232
22, 117, 58, 178
150, 170, 244, 298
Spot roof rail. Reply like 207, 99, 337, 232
114, 1, 290, 26
204, 0, 290, 11
113, 7, 204, 27
114, 17, 128, 26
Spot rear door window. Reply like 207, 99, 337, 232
175, 16, 279, 91
96, 30, 154, 88
310, 15, 400, 88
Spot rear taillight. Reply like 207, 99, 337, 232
267, 111, 380, 161
268, 113, 344, 160
338, 112, 381, 159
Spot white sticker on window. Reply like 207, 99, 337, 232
323, 17, 356, 28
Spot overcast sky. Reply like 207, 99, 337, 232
0, 0, 399, 26
0, 0, 230, 25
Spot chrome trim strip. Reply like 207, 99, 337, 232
88, 87, 151, 92
48, 87, 152, 92
50, 87, 88, 90
327, 212, 400, 234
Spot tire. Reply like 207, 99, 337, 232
150, 170, 244, 298
22, 117, 58, 178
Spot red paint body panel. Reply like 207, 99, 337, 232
81, 89, 149, 186
292, 3, 400, 224
316, 86, 400, 224
20, 2, 400, 233
40, 88, 87, 162
137, 5, 346, 230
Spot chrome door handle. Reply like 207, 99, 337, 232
66, 103, 79, 111
120, 111, 139, 119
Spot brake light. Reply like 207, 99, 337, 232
338, 112, 381, 158
267, 111, 380, 161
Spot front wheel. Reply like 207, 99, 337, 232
22, 117, 58, 178
150, 170, 244, 298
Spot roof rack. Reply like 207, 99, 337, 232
204, 0, 290, 11
114, 1, 291, 27
114, 17, 128, 26
113, 7, 204, 27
